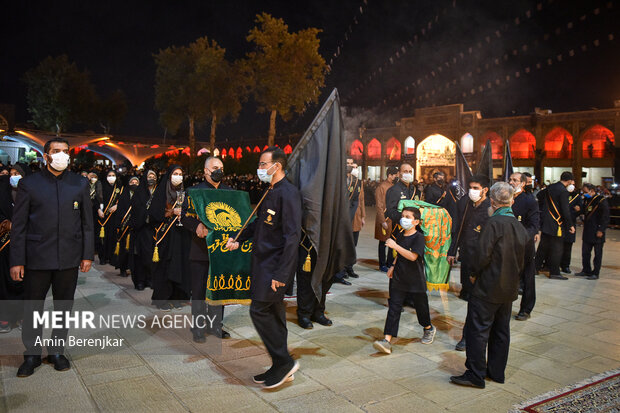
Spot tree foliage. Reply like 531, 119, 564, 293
97, 89, 127, 135
23, 55, 97, 135
246, 13, 326, 146
154, 37, 248, 158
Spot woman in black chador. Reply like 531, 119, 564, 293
130, 170, 158, 290
98, 169, 123, 265
113, 176, 140, 277
149, 165, 191, 310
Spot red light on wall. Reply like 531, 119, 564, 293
283, 144, 293, 154
367, 138, 381, 160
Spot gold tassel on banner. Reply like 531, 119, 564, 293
302, 253, 312, 272
152, 246, 160, 262
125, 233, 130, 250
393, 249, 398, 259
557, 226, 562, 237
114, 241, 120, 256
99, 226, 105, 239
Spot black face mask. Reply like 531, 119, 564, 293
147, 178, 156, 186
346, 165, 354, 174
129, 184, 139, 192
436, 179, 444, 186
210, 169, 224, 182
524, 184, 533, 193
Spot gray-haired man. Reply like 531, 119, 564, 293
450, 182, 529, 388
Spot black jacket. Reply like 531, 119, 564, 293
346, 175, 362, 221
181, 181, 232, 261
11, 168, 95, 270
472, 213, 529, 304
448, 195, 491, 256
582, 195, 610, 244
385, 180, 420, 227
563, 193, 583, 243
540, 182, 573, 237
512, 191, 540, 239
237, 178, 302, 302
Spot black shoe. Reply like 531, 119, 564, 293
549, 274, 568, 280
561, 267, 571, 274
515, 312, 530, 321
298, 317, 314, 329
450, 373, 485, 389
136, 283, 145, 291
212, 330, 230, 339
145, 281, 153, 289
46, 354, 70, 371
192, 329, 206, 343
17, 356, 42, 377
311, 315, 332, 326
586, 274, 599, 280
264, 361, 299, 389
379, 265, 389, 272
574, 271, 590, 277
347, 271, 359, 279
518, 288, 524, 295
119, 270, 129, 277
334, 278, 352, 286
455, 338, 466, 351
486, 373, 505, 384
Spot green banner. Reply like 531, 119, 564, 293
186, 188, 254, 305
398, 200, 452, 291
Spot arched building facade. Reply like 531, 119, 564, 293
350, 104, 619, 187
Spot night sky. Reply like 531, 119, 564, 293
1, 0, 618, 142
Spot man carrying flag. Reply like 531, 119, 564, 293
227, 147, 302, 389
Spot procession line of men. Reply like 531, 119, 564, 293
1, 137, 611, 392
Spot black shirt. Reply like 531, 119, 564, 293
392, 230, 426, 293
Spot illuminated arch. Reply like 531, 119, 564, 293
481, 130, 503, 160
416, 134, 456, 179
236, 147, 243, 159
283, 144, 293, 154
245, 146, 252, 153
350, 139, 363, 160
582, 125, 614, 159
253, 146, 261, 153
544, 127, 573, 159
197, 147, 210, 156
263, 145, 269, 151
367, 138, 381, 160
404, 136, 415, 154
509, 129, 536, 159
460, 133, 474, 153
386, 137, 401, 161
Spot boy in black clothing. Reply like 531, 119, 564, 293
373, 207, 436, 354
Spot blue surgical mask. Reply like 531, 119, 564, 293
10, 175, 22, 188
257, 163, 276, 184
400, 217, 414, 230
584, 193, 592, 199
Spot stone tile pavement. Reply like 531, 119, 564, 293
1, 208, 619, 412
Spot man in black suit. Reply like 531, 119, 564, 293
575, 183, 610, 280
509, 172, 540, 321
534, 172, 575, 280
450, 182, 529, 389
181, 157, 231, 342
227, 147, 302, 389
10, 138, 94, 377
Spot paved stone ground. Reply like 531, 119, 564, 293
1, 207, 619, 412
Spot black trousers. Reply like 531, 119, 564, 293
384, 283, 431, 337
131, 256, 152, 288
189, 260, 224, 334
378, 241, 394, 268
459, 255, 474, 299
582, 241, 604, 276
151, 260, 186, 307
560, 241, 574, 269
250, 299, 293, 368
22, 267, 79, 356
464, 296, 512, 384
296, 248, 331, 319
519, 240, 536, 314
535, 233, 563, 275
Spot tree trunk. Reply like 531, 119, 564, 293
268, 109, 277, 147
188, 115, 196, 159
56, 123, 61, 137
210, 110, 217, 153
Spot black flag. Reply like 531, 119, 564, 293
287, 89, 356, 299
477, 139, 494, 184
503, 140, 514, 182
454, 142, 472, 199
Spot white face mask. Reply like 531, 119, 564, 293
401, 173, 413, 184
566, 184, 575, 193
257, 163, 276, 184
107, 176, 117, 185
48, 152, 70, 171
400, 217, 415, 230
469, 189, 482, 202
171, 175, 183, 186
351, 168, 360, 179
10, 175, 22, 188
90, 177, 98, 184
513, 184, 522, 194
